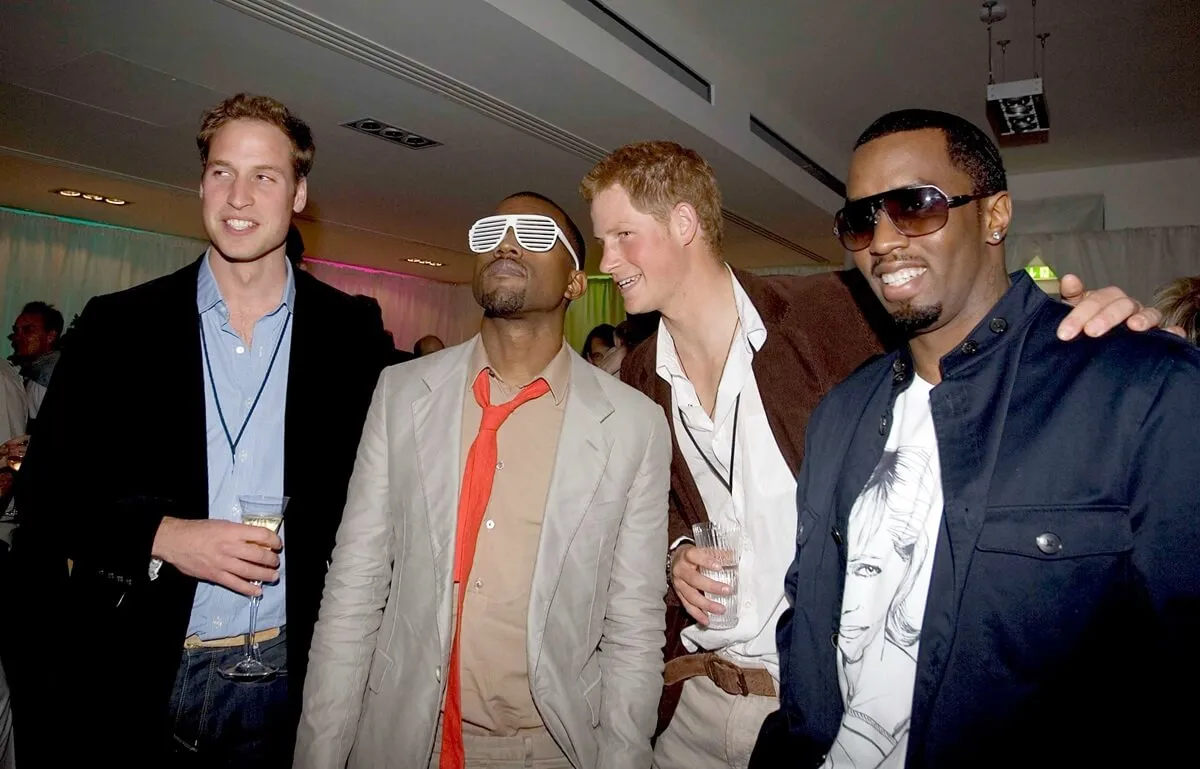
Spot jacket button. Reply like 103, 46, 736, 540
989, 317, 1008, 334
435, 666, 442, 683
796, 522, 805, 539
1036, 532, 1063, 555
892, 359, 906, 374
960, 340, 979, 354
879, 415, 888, 435
832, 528, 844, 546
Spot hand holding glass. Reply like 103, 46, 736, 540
692, 522, 742, 631
218, 495, 288, 682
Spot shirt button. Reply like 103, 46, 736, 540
496, 460, 504, 470
744, 600, 752, 609
1036, 532, 1063, 555
960, 340, 979, 354
989, 317, 1008, 334
474, 579, 483, 589
485, 519, 495, 530
238, 450, 248, 461
435, 666, 442, 683
235, 345, 246, 355
245, 397, 254, 407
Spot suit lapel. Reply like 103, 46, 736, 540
283, 270, 321, 503
528, 356, 613, 669
412, 339, 474, 642
162, 257, 209, 517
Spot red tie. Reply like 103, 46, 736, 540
439, 368, 550, 769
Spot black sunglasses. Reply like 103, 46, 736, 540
833, 185, 996, 252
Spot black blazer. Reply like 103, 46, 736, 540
8, 257, 392, 762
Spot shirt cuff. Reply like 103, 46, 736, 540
149, 557, 163, 581
669, 536, 695, 551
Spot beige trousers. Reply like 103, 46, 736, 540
652, 675, 779, 769
428, 723, 572, 769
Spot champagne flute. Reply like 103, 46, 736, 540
218, 495, 288, 682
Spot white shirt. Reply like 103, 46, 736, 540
658, 267, 797, 682
0, 362, 27, 443
824, 375, 944, 769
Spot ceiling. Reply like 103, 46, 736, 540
1, 0, 1197, 283
617, 0, 1200, 173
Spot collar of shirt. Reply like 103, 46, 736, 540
467, 336, 572, 406
655, 264, 767, 431
197, 247, 297, 317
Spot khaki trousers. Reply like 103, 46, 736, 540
652, 675, 779, 769
428, 722, 572, 769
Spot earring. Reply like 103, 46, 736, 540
991, 231, 1001, 241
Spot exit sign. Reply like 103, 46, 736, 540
1026, 264, 1058, 281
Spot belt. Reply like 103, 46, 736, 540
664, 652, 776, 697
183, 626, 281, 650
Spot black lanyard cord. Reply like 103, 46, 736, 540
679, 394, 740, 496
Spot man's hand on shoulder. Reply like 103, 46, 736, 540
1056, 274, 1177, 340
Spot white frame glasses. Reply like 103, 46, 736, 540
467, 214, 581, 269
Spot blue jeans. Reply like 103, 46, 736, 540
167, 628, 292, 768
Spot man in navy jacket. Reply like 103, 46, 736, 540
752, 109, 1200, 769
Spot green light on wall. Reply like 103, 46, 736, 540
1025, 263, 1058, 281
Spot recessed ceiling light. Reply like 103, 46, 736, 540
405, 258, 444, 267
342, 118, 442, 150
51, 188, 132, 205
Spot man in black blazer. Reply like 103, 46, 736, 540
8, 94, 391, 767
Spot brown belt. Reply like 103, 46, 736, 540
183, 626, 281, 650
664, 653, 776, 697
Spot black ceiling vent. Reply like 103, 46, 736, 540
750, 116, 844, 198
560, 0, 711, 102
342, 118, 442, 150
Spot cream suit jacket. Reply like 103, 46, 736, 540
295, 337, 670, 769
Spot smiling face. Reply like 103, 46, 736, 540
590, 183, 690, 316
199, 118, 307, 265
847, 128, 1010, 341
471, 195, 585, 319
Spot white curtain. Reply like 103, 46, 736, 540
0, 207, 204, 353
1010, 194, 1105, 235
302, 258, 481, 351
1008, 226, 1200, 304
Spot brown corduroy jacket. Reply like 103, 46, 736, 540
620, 266, 899, 736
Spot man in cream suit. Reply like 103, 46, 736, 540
296, 191, 671, 769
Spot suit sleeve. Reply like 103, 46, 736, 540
598, 404, 670, 769
1125, 353, 1200, 750
15, 297, 168, 582
295, 367, 395, 769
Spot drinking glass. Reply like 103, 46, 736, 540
692, 521, 742, 630
218, 495, 288, 682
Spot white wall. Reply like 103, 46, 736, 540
1008, 156, 1200, 231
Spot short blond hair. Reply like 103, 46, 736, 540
197, 93, 315, 180
580, 141, 724, 254
1152, 276, 1200, 345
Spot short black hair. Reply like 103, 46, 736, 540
19, 301, 65, 338
584, 324, 616, 354
501, 191, 586, 267
855, 109, 1007, 195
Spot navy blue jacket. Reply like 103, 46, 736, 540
752, 272, 1200, 768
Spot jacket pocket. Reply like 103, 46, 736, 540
367, 647, 393, 694
976, 504, 1132, 559
579, 659, 602, 728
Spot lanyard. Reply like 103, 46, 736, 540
200, 312, 291, 464
679, 394, 740, 496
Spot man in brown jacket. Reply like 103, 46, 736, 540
580, 140, 1164, 769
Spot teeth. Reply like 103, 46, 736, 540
881, 267, 926, 286
226, 219, 255, 231
618, 275, 639, 288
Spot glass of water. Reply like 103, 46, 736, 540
692, 521, 742, 630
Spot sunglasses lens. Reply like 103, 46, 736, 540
469, 217, 507, 253
835, 205, 876, 251
513, 217, 559, 252
882, 187, 950, 238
